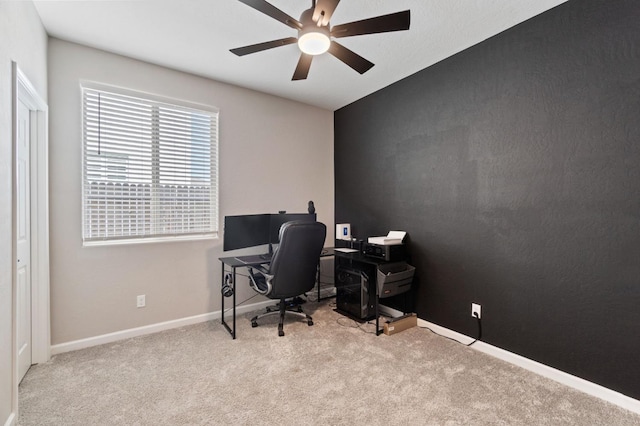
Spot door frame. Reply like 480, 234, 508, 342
11, 62, 50, 416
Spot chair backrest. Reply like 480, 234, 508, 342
268, 220, 326, 299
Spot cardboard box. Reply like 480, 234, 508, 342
383, 313, 417, 336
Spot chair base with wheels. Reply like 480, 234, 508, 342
247, 220, 326, 337
250, 299, 313, 336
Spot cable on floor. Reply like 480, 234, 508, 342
335, 314, 391, 334
418, 313, 482, 346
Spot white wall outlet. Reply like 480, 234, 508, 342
137, 294, 146, 308
471, 303, 481, 319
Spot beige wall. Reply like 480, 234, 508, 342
48, 39, 334, 345
0, 1, 48, 423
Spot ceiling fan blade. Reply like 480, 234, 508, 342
312, 0, 340, 26
238, 0, 302, 30
328, 42, 374, 74
230, 37, 298, 56
331, 10, 410, 38
292, 53, 313, 80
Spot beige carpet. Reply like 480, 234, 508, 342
18, 300, 640, 425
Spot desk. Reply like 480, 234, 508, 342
333, 251, 384, 335
316, 247, 335, 301
219, 248, 334, 339
334, 251, 413, 336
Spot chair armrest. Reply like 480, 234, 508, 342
252, 264, 270, 275
248, 266, 274, 296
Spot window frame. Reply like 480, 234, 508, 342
80, 81, 219, 246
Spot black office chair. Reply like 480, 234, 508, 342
248, 220, 326, 336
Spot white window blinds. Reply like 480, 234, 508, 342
82, 85, 218, 244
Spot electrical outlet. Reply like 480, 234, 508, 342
471, 303, 481, 319
137, 294, 146, 308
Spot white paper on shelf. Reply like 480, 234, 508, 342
334, 248, 359, 253
367, 230, 406, 245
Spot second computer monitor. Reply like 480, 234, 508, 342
269, 213, 317, 244
223, 214, 270, 251
223, 212, 316, 252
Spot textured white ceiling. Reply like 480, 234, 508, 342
33, 0, 567, 110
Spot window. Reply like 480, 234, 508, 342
82, 84, 218, 245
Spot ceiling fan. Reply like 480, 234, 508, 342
230, 0, 411, 80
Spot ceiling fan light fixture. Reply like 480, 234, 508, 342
231, 1, 411, 80
298, 27, 331, 55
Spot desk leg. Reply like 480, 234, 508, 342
317, 261, 321, 302
375, 288, 382, 336
220, 263, 237, 339
232, 267, 236, 339
220, 264, 226, 331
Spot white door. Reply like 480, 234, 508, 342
17, 99, 32, 382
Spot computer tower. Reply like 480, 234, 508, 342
335, 264, 377, 321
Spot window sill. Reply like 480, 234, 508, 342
83, 233, 218, 247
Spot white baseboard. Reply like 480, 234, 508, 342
313, 286, 336, 299
4, 413, 15, 426
417, 319, 640, 415
51, 300, 274, 355
378, 304, 405, 318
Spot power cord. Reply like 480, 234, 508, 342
467, 311, 482, 346
336, 314, 391, 334
418, 311, 482, 347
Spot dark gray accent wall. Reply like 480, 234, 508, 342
334, 0, 640, 399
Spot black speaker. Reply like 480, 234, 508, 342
221, 273, 234, 297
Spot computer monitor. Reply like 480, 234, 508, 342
223, 214, 270, 251
269, 213, 317, 245
223, 212, 317, 252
